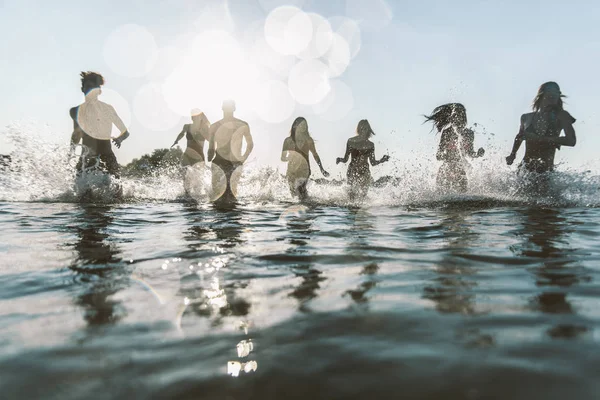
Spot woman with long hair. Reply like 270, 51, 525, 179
424, 103, 485, 193
281, 117, 329, 200
506, 82, 576, 173
171, 109, 211, 167
336, 119, 389, 200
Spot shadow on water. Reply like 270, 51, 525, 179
511, 208, 591, 339
68, 204, 129, 328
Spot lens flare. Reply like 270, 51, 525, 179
297, 12, 334, 60
345, 0, 393, 32
254, 80, 296, 123
329, 16, 362, 59
323, 33, 351, 77
133, 83, 182, 132
264, 6, 313, 56
259, 0, 306, 13
103, 24, 158, 78
312, 80, 354, 121
288, 60, 331, 105
147, 46, 184, 81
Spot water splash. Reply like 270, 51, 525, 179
2, 123, 600, 207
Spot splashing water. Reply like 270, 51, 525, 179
2, 123, 600, 207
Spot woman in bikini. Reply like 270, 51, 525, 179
281, 117, 330, 200
171, 109, 211, 167
506, 82, 576, 173
424, 103, 485, 193
336, 119, 389, 200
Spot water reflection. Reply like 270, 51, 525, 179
178, 204, 250, 325
69, 205, 127, 327
344, 208, 379, 306
283, 209, 324, 311
421, 210, 495, 348
511, 208, 590, 339
422, 210, 480, 316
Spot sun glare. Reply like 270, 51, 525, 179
104, 4, 364, 126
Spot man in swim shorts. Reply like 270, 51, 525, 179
207, 100, 254, 203
70, 71, 130, 178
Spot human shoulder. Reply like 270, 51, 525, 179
210, 119, 224, 132
558, 109, 576, 124
69, 106, 79, 120
520, 112, 534, 124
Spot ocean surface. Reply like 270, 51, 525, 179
1, 134, 600, 399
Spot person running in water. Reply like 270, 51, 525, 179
506, 82, 576, 173
171, 109, 211, 167
70, 71, 130, 178
207, 100, 253, 203
336, 119, 389, 200
281, 117, 330, 201
424, 103, 485, 193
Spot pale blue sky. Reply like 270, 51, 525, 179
1, 0, 599, 175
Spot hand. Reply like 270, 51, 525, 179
506, 154, 515, 165
322, 169, 330, 178
112, 137, 122, 149
336, 157, 343, 164
476, 148, 485, 157
381, 155, 390, 163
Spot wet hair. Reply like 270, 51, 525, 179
357, 119, 375, 138
423, 103, 467, 132
532, 81, 565, 111
80, 71, 104, 94
290, 116, 308, 143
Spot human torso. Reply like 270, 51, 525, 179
348, 137, 374, 174
211, 118, 249, 163
71, 105, 113, 156
284, 136, 312, 176
438, 127, 469, 163
522, 110, 564, 171
185, 123, 208, 155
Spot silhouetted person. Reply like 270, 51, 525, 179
207, 100, 253, 203
506, 82, 576, 173
336, 119, 389, 200
424, 103, 484, 193
70, 71, 130, 178
281, 117, 329, 201
171, 109, 211, 167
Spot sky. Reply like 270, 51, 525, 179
1, 0, 599, 177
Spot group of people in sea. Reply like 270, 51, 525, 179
69, 71, 577, 203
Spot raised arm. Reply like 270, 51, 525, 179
309, 139, 329, 177
172, 125, 187, 148
336, 140, 351, 164
506, 116, 525, 165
